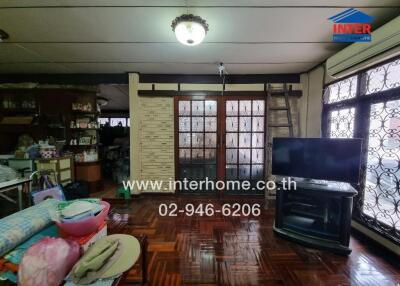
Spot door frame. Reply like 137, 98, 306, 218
174, 93, 268, 195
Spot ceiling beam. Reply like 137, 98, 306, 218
138, 90, 302, 97
1, 5, 399, 9
0, 73, 300, 84
139, 74, 300, 84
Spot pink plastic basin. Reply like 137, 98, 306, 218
56, 201, 110, 237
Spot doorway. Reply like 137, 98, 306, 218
174, 96, 266, 195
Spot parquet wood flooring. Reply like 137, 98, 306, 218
105, 197, 400, 286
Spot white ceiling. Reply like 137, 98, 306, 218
0, 0, 399, 74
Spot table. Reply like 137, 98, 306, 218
104, 198, 148, 285
7, 158, 35, 179
0, 178, 31, 210
112, 235, 148, 286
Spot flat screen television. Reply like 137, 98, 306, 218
272, 138, 362, 184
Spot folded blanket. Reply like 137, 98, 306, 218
0, 199, 58, 256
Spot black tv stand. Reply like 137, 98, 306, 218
273, 177, 357, 255
301, 178, 328, 186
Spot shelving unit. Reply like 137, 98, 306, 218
35, 156, 74, 186
68, 95, 103, 192
67, 96, 99, 155
66, 144, 98, 147
0, 108, 39, 114
69, 128, 100, 131
0, 92, 39, 126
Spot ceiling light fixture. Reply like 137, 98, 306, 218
171, 14, 209, 46
0, 29, 9, 42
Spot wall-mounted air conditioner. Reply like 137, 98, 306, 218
326, 15, 400, 79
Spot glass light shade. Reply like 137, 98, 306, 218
174, 21, 206, 46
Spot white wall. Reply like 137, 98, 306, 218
299, 66, 324, 137
129, 73, 141, 194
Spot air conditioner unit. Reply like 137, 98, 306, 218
326, 15, 400, 79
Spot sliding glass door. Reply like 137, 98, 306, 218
176, 98, 218, 193
175, 96, 267, 195
223, 99, 266, 194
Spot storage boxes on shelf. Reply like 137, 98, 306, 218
71, 102, 93, 113
74, 149, 98, 163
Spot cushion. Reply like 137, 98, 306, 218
0, 199, 58, 256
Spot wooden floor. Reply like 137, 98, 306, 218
105, 197, 400, 286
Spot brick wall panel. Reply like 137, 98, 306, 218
139, 96, 175, 192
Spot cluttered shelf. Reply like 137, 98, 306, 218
69, 128, 100, 131
0, 108, 39, 114
0, 89, 101, 164
66, 144, 98, 147
71, 110, 100, 115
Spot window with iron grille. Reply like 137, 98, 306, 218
322, 56, 400, 244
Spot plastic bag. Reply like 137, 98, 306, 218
18, 237, 80, 286
31, 186, 65, 205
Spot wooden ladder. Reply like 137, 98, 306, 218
265, 83, 294, 205
267, 83, 294, 137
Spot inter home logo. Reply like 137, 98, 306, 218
328, 8, 373, 42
